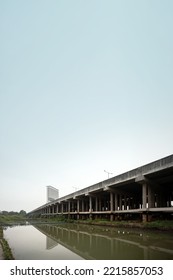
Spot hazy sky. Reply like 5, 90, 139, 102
0, 0, 173, 213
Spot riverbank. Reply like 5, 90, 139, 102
75, 219, 173, 231
28, 217, 173, 231
0, 243, 4, 260
0, 227, 14, 260
0, 214, 26, 226
1, 213, 173, 231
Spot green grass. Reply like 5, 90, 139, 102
75, 218, 173, 230
0, 226, 14, 260
143, 220, 173, 230
0, 214, 26, 226
28, 216, 173, 231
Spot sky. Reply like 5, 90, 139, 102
0, 0, 173, 213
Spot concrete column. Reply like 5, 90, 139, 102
119, 195, 122, 210
103, 199, 107, 211
89, 196, 92, 212
82, 200, 84, 212
124, 195, 127, 210
68, 201, 70, 212
110, 192, 114, 212
86, 199, 89, 212
142, 182, 147, 209
148, 185, 155, 208
95, 197, 98, 212
72, 202, 74, 212
114, 193, 118, 210
99, 197, 102, 211
110, 192, 114, 221
77, 200, 80, 212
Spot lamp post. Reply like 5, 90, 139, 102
104, 170, 113, 179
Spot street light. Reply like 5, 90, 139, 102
104, 170, 113, 179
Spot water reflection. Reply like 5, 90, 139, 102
33, 223, 173, 260
4, 225, 83, 260
46, 237, 58, 250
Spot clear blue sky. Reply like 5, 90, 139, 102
0, 0, 173, 212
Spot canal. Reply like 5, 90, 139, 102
3, 223, 173, 260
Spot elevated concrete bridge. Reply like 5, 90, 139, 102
28, 154, 173, 221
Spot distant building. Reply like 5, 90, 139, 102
46, 186, 59, 203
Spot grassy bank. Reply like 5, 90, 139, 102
75, 219, 173, 231
1, 213, 173, 231
28, 216, 173, 231
0, 214, 27, 226
0, 227, 14, 260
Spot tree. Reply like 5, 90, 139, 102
19, 210, 26, 216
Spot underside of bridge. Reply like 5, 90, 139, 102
28, 155, 173, 222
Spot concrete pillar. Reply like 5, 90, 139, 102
68, 201, 70, 212
110, 192, 114, 212
99, 197, 102, 211
72, 202, 74, 212
82, 200, 84, 212
114, 193, 118, 210
110, 192, 114, 221
77, 200, 80, 212
124, 195, 127, 210
148, 185, 155, 208
95, 197, 98, 212
119, 195, 122, 210
142, 182, 147, 209
89, 196, 92, 212
103, 199, 107, 211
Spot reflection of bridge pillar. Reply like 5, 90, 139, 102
143, 247, 149, 259
89, 234, 92, 249
110, 239, 114, 257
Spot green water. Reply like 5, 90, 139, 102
3, 223, 173, 260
